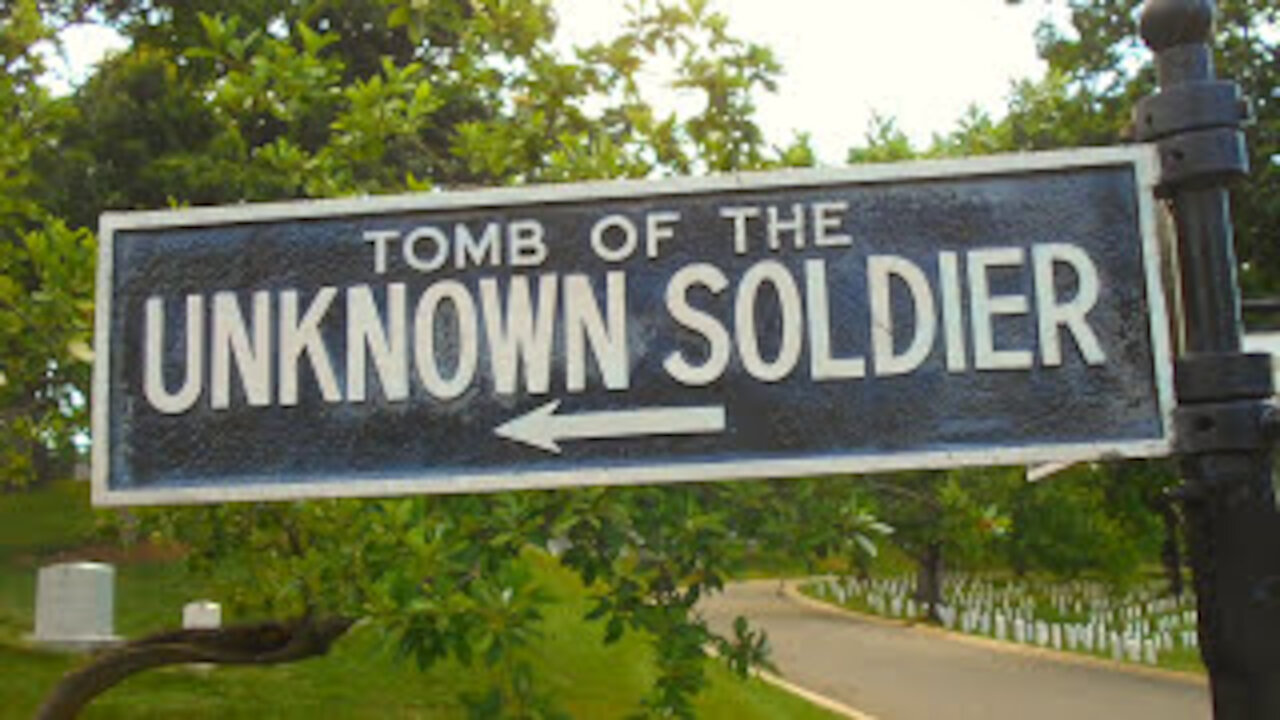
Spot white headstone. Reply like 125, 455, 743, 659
941, 606, 956, 629
1126, 637, 1143, 663
182, 601, 223, 630
1143, 640, 1158, 665
32, 562, 122, 651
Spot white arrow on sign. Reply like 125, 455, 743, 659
495, 400, 727, 454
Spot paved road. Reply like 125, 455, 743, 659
699, 581, 1210, 720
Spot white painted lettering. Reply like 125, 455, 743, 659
590, 214, 638, 263
346, 284, 408, 402
804, 259, 865, 380
720, 206, 760, 255
507, 220, 548, 267
767, 204, 806, 250
812, 201, 852, 248
868, 255, 937, 376
969, 247, 1033, 371
481, 275, 557, 395
645, 211, 680, 259
279, 288, 341, 405
1034, 243, 1105, 366
564, 272, 629, 392
736, 260, 803, 382
211, 291, 271, 409
414, 281, 478, 400
455, 222, 501, 269
938, 251, 967, 372
403, 227, 449, 272
143, 295, 203, 414
664, 263, 731, 386
363, 230, 398, 274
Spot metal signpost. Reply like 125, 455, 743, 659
1137, 1, 1280, 717
93, 148, 1174, 506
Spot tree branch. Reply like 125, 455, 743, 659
36, 615, 355, 720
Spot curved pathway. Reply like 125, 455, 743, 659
699, 580, 1210, 720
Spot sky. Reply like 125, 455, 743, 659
44, 0, 1063, 165
554, 0, 1060, 162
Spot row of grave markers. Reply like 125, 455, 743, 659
810, 574, 1198, 667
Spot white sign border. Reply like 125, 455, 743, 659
92, 145, 1175, 506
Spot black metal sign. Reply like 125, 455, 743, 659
92, 147, 1174, 505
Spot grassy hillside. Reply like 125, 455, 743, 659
0, 482, 836, 719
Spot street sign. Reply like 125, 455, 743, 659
92, 146, 1175, 506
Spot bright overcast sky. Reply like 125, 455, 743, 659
554, 0, 1062, 162
48, 1, 1061, 165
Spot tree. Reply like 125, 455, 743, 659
0, 0, 95, 489
727, 477, 890, 581
971, 0, 1274, 588
853, 0, 1276, 294
991, 0, 1277, 299
839, 0, 1274, 597
860, 469, 1011, 622
8, 1, 863, 717
1000, 463, 1168, 587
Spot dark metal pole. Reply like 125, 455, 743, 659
1137, 2, 1280, 717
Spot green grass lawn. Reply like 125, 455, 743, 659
0, 483, 838, 719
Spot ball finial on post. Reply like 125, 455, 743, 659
1139, 0, 1215, 51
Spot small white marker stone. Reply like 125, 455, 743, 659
182, 601, 223, 630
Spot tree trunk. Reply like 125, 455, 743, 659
31, 438, 52, 488
1011, 551, 1028, 579
36, 615, 354, 720
1159, 499, 1185, 597
854, 553, 871, 582
914, 542, 944, 622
